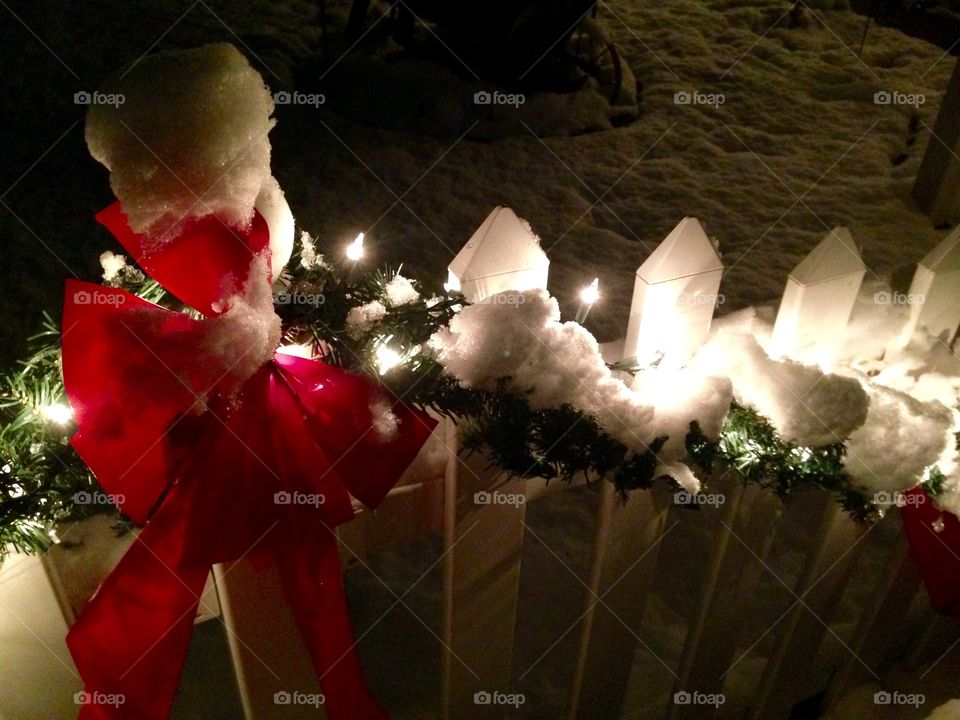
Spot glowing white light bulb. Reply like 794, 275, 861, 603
40, 403, 73, 426
580, 277, 600, 305
346, 233, 365, 262
277, 343, 314, 359
375, 338, 403, 375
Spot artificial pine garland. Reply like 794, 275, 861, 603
0, 243, 945, 557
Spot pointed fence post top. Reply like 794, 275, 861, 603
636, 217, 722, 283
447, 206, 550, 301
790, 227, 865, 286
920, 225, 960, 273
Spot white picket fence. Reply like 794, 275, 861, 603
2, 213, 959, 719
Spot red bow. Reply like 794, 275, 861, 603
901, 488, 960, 619
63, 203, 435, 719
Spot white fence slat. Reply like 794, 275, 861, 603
769, 227, 865, 364
0, 551, 81, 720
441, 435, 527, 718
214, 559, 327, 720
668, 480, 765, 720
566, 482, 671, 719
749, 499, 865, 720
624, 217, 723, 368
913, 58, 960, 225
824, 526, 920, 711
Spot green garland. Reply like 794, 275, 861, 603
1, 239, 945, 557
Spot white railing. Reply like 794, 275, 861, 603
2, 211, 958, 720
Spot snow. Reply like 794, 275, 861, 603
430, 289, 659, 451
384, 274, 419, 307
345, 300, 387, 338
844, 384, 953, 492
201, 252, 282, 396
98, 251, 127, 283
698, 325, 870, 446
85, 43, 276, 244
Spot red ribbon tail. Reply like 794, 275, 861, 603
275, 521, 389, 720
901, 488, 960, 619
67, 486, 209, 720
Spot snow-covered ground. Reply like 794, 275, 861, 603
2, 0, 959, 718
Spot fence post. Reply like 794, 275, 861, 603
899, 225, 960, 347
441, 207, 549, 717
566, 483, 672, 719
623, 217, 723, 369
913, 57, 960, 226
770, 227, 865, 365
749, 497, 867, 720
823, 523, 921, 711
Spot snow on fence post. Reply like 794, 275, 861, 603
441, 207, 548, 718
913, 57, 960, 226
623, 218, 723, 369
899, 226, 960, 347
770, 227, 866, 365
